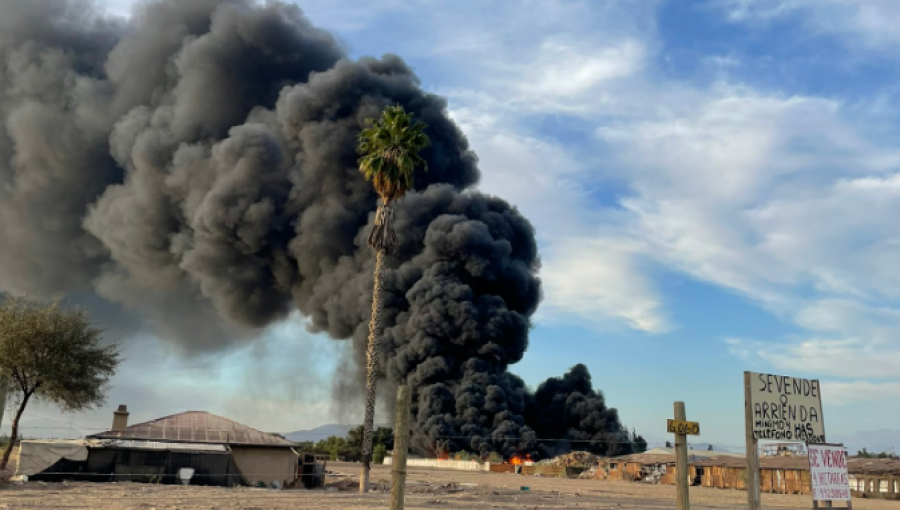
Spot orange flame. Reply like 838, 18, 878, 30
508, 453, 533, 465
437, 452, 450, 460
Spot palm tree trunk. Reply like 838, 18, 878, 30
360, 248, 385, 493
1, 391, 32, 470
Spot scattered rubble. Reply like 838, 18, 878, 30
324, 479, 357, 491
536, 451, 601, 468
578, 466, 598, 479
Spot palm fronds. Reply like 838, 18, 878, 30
357, 105, 430, 253
357, 105, 430, 203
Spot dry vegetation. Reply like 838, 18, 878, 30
1, 461, 898, 510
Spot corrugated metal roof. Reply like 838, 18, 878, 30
848, 458, 900, 475
100, 439, 229, 453
89, 411, 297, 447
605, 453, 677, 465
687, 455, 900, 475
690, 456, 808, 470
643, 447, 745, 459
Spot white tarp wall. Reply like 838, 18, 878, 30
382, 457, 489, 471
15, 440, 90, 477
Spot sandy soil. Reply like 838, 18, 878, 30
1, 461, 896, 510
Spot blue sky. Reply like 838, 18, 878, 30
10, 0, 900, 450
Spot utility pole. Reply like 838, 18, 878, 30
674, 402, 691, 510
390, 385, 411, 510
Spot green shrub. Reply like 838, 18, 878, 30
373, 443, 387, 464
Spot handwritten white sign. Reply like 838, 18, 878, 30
808, 444, 851, 502
747, 372, 825, 443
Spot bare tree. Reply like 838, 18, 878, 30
0, 297, 120, 469
0, 368, 8, 435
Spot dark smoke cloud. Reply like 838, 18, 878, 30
526, 364, 640, 457
0, 0, 640, 457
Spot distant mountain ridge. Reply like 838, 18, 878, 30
689, 442, 733, 453
640, 434, 733, 453
283, 423, 390, 443
284, 424, 354, 443
831, 430, 900, 456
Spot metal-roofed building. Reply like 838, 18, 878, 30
85, 407, 301, 487
599, 449, 744, 483
20, 406, 305, 488
89, 410, 297, 447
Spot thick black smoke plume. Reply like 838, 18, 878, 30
0, 0, 642, 458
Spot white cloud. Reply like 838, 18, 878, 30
724, 337, 752, 360
597, 81, 900, 388
599, 87, 900, 311
435, 1, 900, 343
447, 101, 675, 334
796, 299, 900, 334
425, 1, 675, 334
759, 336, 900, 379
512, 38, 647, 114
293, 0, 428, 33
409, 0, 660, 116
540, 237, 670, 333
822, 380, 900, 406
448, 105, 591, 225
790, 300, 900, 380
720, 0, 900, 48
719, 341, 897, 405
725, 300, 900, 380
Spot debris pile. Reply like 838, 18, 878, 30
325, 479, 358, 491
578, 466, 599, 479
536, 451, 601, 468
407, 481, 478, 495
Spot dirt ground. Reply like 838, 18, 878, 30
1, 461, 896, 510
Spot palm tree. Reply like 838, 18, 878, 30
356, 105, 430, 492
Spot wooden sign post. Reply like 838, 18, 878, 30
669, 401, 700, 510
744, 371, 831, 510
744, 372, 762, 510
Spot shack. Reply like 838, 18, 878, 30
600, 453, 675, 482
599, 449, 743, 483
16, 406, 312, 488
602, 448, 900, 500
669, 455, 811, 495
847, 458, 900, 500
298, 451, 328, 488
20, 437, 244, 486
88, 407, 301, 487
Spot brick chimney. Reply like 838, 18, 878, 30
112, 404, 129, 432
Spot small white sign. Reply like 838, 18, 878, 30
808, 444, 851, 502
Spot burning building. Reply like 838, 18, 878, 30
0, 0, 645, 459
